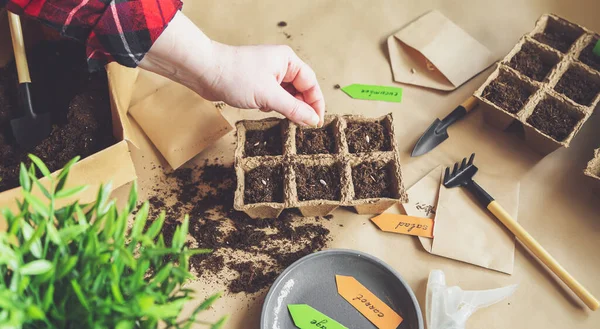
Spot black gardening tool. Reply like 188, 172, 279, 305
8, 12, 51, 149
443, 153, 599, 311
411, 96, 478, 157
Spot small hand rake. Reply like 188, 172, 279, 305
443, 153, 599, 311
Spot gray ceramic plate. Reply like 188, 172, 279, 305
261, 249, 423, 329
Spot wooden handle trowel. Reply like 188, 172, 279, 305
411, 96, 478, 157
8, 12, 52, 149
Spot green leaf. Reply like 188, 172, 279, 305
22, 191, 49, 218
28, 171, 52, 200
55, 185, 88, 199
75, 205, 88, 227
59, 226, 86, 244
28, 154, 52, 178
20, 260, 54, 275
172, 215, 189, 250
117, 246, 136, 270
19, 163, 31, 192
42, 284, 55, 311
111, 282, 125, 304
136, 295, 155, 312
131, 202, 148, 238
195, 293, 222, 312
56, 156, 80, 192
70, 280, 90, 311
56, 255, 78, 279
211, 316, 229, 329
26, 304, 45, 320
96, 181, 113, 217
21, 219, 43, 258
115, 320, 134, 329
184, 248, 213, 257
46, 222, 61, 246
127, 180, 138, 212
145, 211, 166, 240
150, 263, 173, 287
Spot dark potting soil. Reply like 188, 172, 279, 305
296, 124, 336, 155
140, 161, 331, 295
527, 98, 579, 141
481, 74, 532, 113
533, 26, 580, 53
579, 38, 600, 72
554, 67, 600, 106
244, 165, 284, 204
244, 125, 282, 157
295, 164, 341, 201
352, 161, 393, 199
345, 121, 389, 153
508, 42, 558, 81
0, 40, 114, 192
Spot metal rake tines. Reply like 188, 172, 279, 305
443, 153, 476, 185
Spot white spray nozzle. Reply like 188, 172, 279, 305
426, 270, 517, 329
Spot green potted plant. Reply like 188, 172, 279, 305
0, 155, 226, 329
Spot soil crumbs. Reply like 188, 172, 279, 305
345, 121, 389, 153
533, 28, 579, 53
482, 73, 533, 113
296, 124, 336, 155
295, 164, 341, 201
244, 125, 282, 157
508, 42, 558, 81
0, 40, 114, 192
352, 162, 393, 199
579, 38, 600, 72
244, 165, 284, 204
527, 98, 579, 141
139, 161, 332, 295
554, 67, 600, 106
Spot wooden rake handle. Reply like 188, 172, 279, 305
7, 11, 31, 83
487, 201, 599, 311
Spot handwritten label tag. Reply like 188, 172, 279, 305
341, 84, 403, 102
593, 40, 600, 57
288, 304, 348, 329
335, 275, 403, 329
371, 214, 434, 238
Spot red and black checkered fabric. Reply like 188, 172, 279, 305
2, 0, 182, 70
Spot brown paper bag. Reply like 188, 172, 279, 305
387, 10, 497, 90
129, 81, 233, 169
405, 166, 520, 274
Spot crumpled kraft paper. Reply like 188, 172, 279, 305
387, 10, 497, 91
129, 80, 233, 169
405, 166, 520, 274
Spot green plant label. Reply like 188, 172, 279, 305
288, 304, 348, 329
593, 39, 600, 57
341, 84, 403, 103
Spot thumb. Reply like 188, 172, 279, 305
262, 84, 320, 127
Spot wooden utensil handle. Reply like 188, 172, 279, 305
487, 201, 599, 311
7, 12, 31, 83
461, 96, 478, 113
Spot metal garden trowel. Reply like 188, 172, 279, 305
8, 12, 51, 149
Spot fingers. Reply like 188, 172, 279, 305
283, 51, 326, 127
263, 83, 321, 127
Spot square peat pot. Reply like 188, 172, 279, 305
234, 157, 287, 219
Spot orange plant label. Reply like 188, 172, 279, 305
371, 214, 434, 238
335, 275, 403, 329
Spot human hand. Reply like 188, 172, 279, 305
140, 12, 325, 127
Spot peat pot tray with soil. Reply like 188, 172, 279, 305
0, 38, 136, 210
234, 114, 408, 219
474, 13, 600, 157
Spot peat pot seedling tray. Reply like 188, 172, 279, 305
474, 14, 600, 159
233, 114, 409, 219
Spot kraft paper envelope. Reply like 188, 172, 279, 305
405, 166, 520, 274
387, 10, 497, 90
129, 82, 233, 169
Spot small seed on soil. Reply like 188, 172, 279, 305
261, 179, 267, 185
366, 135, 370, 144
370, 175, 376, 182
254, 142, 260, 146
411, 68, 416, 74
319, 179, 327, 186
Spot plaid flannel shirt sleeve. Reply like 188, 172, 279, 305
2, 0, 182, 71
